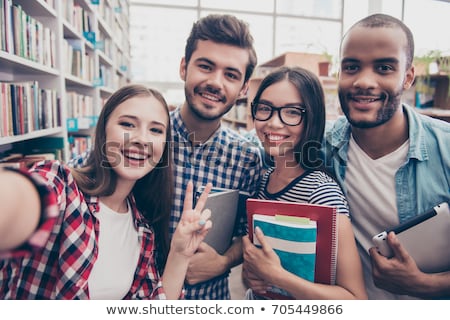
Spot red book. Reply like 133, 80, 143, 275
246, 198, 338, 299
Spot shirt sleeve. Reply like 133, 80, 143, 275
67, 149, 91, 168
309, 180, 350, 216
148, 280, 186, 300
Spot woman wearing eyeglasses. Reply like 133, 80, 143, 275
242, 66, 367, 299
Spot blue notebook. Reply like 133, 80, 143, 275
253, 214, 317, 297
247, 199, 337, 299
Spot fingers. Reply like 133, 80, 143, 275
242, 234, 252, 249
194, 183, 212, 212
180, 182, 213, 238
387, 231, 409, 262
254, 226, 273, 254
183, 208, 212, 234
251, 282, 270, 294
182, 182, 212, 213
369, 246, 384, 269
369, 246, 381, 259
197, 208, 212, 236
199, 208, 211, 226
255, 226, 264, 239
242, 262, 261, 281
196, 220, 212, 238
183, 181, 194, 210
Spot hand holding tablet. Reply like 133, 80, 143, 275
372, 202, 450, 273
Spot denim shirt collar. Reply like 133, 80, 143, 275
326, 104, 428, 164
404, 105, 428, 162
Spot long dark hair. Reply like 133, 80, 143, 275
251, 66, 326, 171
72, 84, 173, 271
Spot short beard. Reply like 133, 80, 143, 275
339, 89, 403, 129
185, 87, 233, 121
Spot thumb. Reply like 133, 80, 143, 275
255, 226, 273, 253
387, 231, 410, 262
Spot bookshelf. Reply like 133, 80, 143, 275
402, 58, 450, 123
0, 0, 130, 165
222, 97, 248, 132
408, 74, 450, 123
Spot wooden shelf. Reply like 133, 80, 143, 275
222, 103, 249, 131
0, 0, 131, 161
416, 107, 450, 122
403, 73, 450, 123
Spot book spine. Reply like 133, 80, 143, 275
330, 209, 337, 285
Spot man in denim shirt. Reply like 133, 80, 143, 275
323, 14, 450, 299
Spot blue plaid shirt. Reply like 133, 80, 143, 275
170, 108, 262, 299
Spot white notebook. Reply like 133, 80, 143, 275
372, 202, 450, 273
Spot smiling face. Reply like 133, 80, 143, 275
180, 40, 249, 121
254, 79, 305, 162
104, 95, 169, 185
338, 26, 415, 128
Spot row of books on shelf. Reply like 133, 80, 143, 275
0, 134, 92, 169
69, 135, 92, 159
0, 136, 64, 169
94, 0, 115, 27
67, 116, 98, 132
63, 0, 93, 38
63, 38, 95, 81
97, 31, 113, 58
63, 36, 123, 88
0, 152, 55, 169
0, 0, 56, 67
93, 0, 129, 28
97, 63, 114, 87
0, 81, 60, 137
66, 91, 94, 119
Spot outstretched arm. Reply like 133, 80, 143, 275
0, 168, 41, 251
161, 181, 212, 299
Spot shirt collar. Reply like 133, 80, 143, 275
326, 104, 427, 162
171, 106, 222, 146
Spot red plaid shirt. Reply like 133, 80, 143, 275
0, 161, 167, 299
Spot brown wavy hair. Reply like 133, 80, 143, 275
72, 84, 173, 271
184, 14, 257, 83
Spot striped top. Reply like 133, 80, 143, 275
257, 167, 349, 216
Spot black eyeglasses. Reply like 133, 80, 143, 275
251, 101, 306, 126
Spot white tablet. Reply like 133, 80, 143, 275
372, 202, 450, 273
